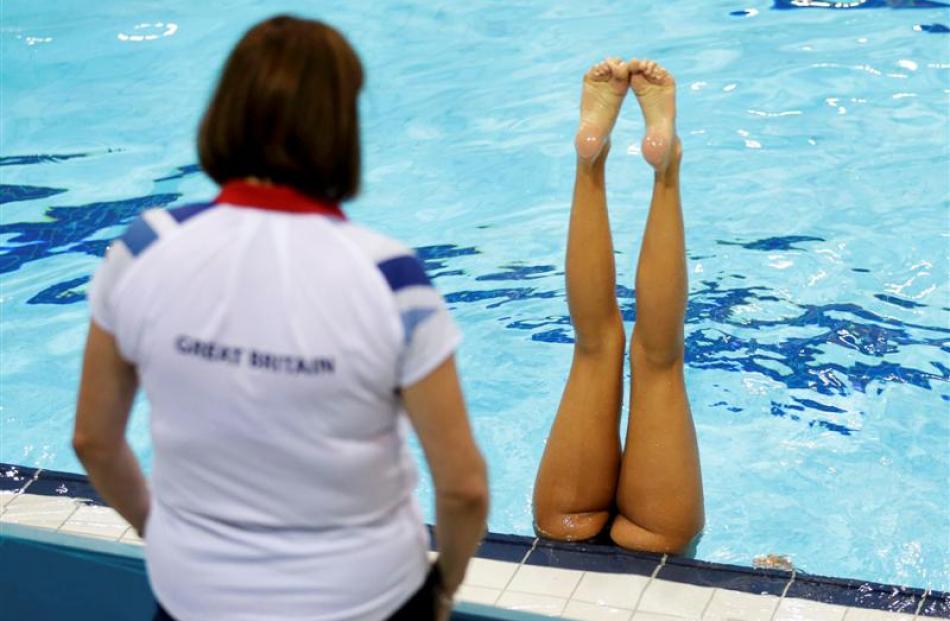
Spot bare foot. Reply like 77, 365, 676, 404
629, 58, 677, 171
575, 58, 629, 161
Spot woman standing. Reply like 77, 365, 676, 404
73, 16, 487, 621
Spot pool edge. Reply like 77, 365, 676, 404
3, 462, 947, 618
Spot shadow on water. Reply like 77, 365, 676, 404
0, 185, 67, 205
0, 190, 181, 277
1, 165, 947, 437
0, 152, 91, 167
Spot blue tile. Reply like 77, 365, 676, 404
785, 576, 860, 606
786, 575, 923, 613
1, 457, 944, 618
28, 468, 105, 505
846, 583, 925, 615
0, 463, 38, 492
919, 590, 950, 618
658, 557, 790, 596
477, 533, 534, 563
429, 527, 533, 562
526, 539, 661, 576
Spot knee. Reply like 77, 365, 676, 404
576, 324, 626, 359
534, 511, 611, 543
629, 334, 683, 371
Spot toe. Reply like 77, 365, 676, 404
654, 64, 674, 85
608, 58, 629, 81
589, 61, 609, 80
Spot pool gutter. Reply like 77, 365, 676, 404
2, 462, 947, 619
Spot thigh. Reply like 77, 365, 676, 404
532, 339, 626, 540
611, 339, 703, 551
619, 354, 694, 513
558, 344, 627, 434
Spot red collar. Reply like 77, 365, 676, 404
214, 181, 346, 219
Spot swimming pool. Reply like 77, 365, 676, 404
2, 0, 948, 593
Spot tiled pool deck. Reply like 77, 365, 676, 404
2, 463, 947, 621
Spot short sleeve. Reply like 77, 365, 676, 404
87, 238, 135, 334
375, 254, 462, 387
399, 297, 462, 387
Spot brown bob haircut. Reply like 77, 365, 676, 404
198, 16, 363, 202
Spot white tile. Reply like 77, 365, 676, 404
0, 494, 79, 529
562, 600, 634, 620
842, 607, 914, 621
119, 527, 145, 546
772, 598, 847, 621
456, 585, 501, 605
573, 571, 650, 609
508, 565, 585, 598
702, 588, 779, 620
496, 591, 567, 617
631, 613, 696, 621
637, 579, 714, 618
59, 504, 129, 540
464, 557, 519, 589
0, 491, 21, 510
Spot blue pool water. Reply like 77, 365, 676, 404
2, 0, 948, 591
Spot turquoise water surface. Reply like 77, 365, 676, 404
2, 0, 948, 590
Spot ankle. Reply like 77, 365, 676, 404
576, 153, 609, 180
576, 138, 610, 169
654, 139, 682, 182
577, 154, 606, 172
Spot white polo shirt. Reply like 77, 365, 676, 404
87, 181, 461, 621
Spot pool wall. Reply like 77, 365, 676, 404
0, 525, 551, 621
2, 463, 947, 620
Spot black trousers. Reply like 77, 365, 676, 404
153, 564, 442, 621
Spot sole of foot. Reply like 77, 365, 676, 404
575, 58, 630, 162
629, 58, 678, 172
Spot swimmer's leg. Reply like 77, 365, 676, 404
533, 59, 629, 541
610, 60, 704, 554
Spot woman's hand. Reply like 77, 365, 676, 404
431, 562, 455, 621
134, 513, 149, 539
435, 590, 453, 621
73, 322, 151, 536
403, 356, 488, 620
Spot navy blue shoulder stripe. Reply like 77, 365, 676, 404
377, 255, 431, 292
167, 201, 214, 223
119, 216, 158, 256
119, 203, 214, 256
